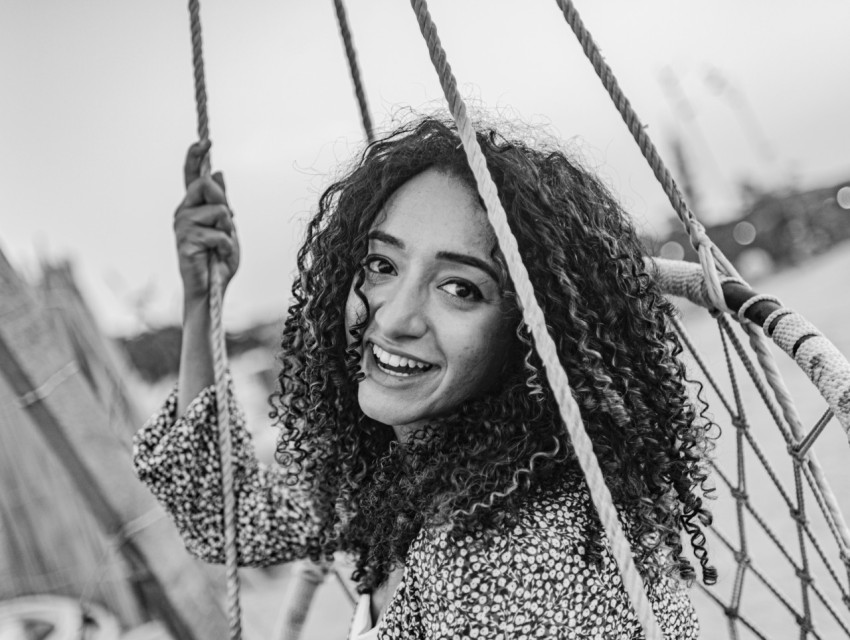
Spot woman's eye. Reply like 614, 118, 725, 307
440, 280, 482, 301
363, 255, 395, 275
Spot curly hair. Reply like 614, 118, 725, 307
269, 115, 717, 592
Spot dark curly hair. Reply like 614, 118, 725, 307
269, 114, 717, 593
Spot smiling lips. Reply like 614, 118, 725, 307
371, 343, 434, 377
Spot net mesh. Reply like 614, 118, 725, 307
672, 312, 850, 639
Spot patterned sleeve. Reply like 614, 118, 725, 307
399, 489, 699, 640
132, 381, 324, 567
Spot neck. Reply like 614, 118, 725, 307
391, 421, 425, 444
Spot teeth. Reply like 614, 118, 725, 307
371, 344, 432, 372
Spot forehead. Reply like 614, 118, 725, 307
372, 168, 495, 257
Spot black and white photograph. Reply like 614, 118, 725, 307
1, 2, 849, 638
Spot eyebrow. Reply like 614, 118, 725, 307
368, 229, 500, 283
368, 230, 403, 249
435, 251, 500, 284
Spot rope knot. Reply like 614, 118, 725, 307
789, 507, 808, 527
732, 551, 750, 568
730, 415, 748, 430
794, 567, 813, 586
723, 605, 739, 620
794, 614, 814, 633
729, 488, 748, 503
686, 218, 711, 253
787, 442, 804, 462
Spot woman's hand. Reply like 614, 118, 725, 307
174, 140, 240, 302
174, 140, 240, 413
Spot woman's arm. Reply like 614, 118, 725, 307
173, 140, 239, 415
133, 143, 323, 566
133, 380, 324, 566
178, 293, 214, 413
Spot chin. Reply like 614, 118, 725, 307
358, 401, 419, 429
357, 385, 431, 430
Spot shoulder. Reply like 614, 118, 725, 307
399, 477, 698, 639
405, 479, 596, 610
410, 475, 596, 572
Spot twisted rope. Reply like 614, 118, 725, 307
407, 0, 663, 637
332, 0, 374, 143
187, 2, 242, 638
188, 0, 210, 173
553, 0, 744, 316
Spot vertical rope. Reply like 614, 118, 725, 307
188, 0, 211, 173
719, 325, 747, 636
186, 2, 242, 639
332, 0, 375, 143
407, 1, 664, 637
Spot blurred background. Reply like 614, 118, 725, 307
1, 1, 849, 639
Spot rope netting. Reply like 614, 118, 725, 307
655, 261, 850, 638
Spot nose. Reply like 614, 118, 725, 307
370, 276, 428, 340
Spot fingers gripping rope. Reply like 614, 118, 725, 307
408, 1, 664, 637
187, 2, 243, 639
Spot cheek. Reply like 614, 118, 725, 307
449, 314, 515, 388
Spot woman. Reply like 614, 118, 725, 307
134, 116, 715, 638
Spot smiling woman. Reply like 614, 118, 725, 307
133, 115, 714, 639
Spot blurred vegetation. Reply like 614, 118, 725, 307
118, 321, 282, 383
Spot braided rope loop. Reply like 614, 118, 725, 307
408, 0, 664, 637
187, 2, 242, 638
332, 0, 374, 143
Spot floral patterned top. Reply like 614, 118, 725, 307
133, 384, 700, 639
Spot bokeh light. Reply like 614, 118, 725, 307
733, 221, 757, 245
837, 186, 850, 210
659, 241, 685, 260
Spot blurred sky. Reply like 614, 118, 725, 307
1, 1, 849, 334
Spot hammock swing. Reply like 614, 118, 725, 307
182, 1, 850, 638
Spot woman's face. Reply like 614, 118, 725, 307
345, 168, 516, 439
